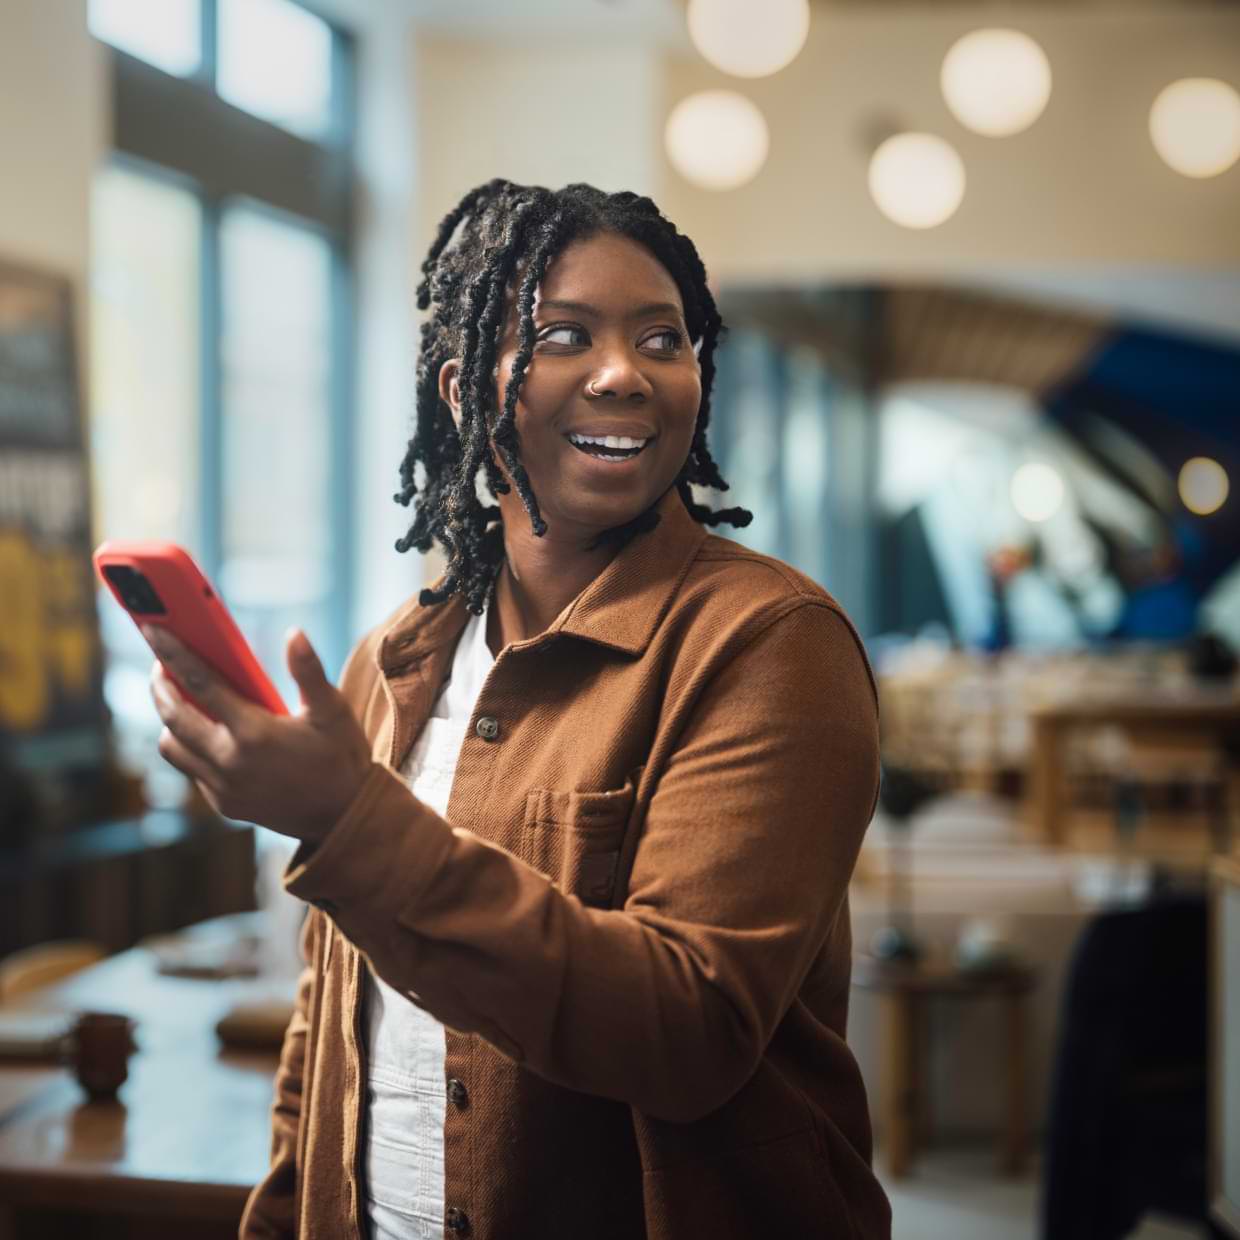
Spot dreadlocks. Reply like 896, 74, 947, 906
394, 178, 753, 614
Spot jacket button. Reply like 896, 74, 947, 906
475, 715, 500, 741
447, 1077, 469, 1109
446, 1207, 471, 1234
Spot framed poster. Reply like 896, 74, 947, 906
0, 258, 108, 794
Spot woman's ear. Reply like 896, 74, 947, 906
438, 358, 464, 431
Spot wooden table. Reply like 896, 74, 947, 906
0, 937, 291, 1239
853, 954, 1038, 1179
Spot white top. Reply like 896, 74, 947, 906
362, 603, 496, 1239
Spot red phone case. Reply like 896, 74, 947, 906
93, 540, 289, 719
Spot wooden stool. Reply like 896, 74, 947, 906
853, 954, 1038, 1178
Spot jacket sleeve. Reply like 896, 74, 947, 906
283, 600, 879, 1124
238, 906, 320, 1240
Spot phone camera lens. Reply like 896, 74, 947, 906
103, 564, 167, 616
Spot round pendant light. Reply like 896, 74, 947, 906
940, 28, 1052, 137
1149, 78, 1240, 178
868, 132, 966, 229
686, 0, 810, 79
665, 90, 770, 191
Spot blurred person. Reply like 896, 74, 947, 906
144, 179, 887, 1239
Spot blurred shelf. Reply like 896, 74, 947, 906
0, 814, 257, 958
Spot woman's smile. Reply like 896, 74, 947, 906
567, 439, 653, 465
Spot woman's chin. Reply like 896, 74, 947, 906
539, 487, 661, 539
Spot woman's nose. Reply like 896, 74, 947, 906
586, 352, 655, 402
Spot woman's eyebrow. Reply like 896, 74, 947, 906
537, 298, 684, 320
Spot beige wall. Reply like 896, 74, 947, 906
0, 1, 107, 368
414, 36, 662, 259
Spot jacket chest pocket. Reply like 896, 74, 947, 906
521, 768, 642, 909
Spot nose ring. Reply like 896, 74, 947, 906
587, 380, 603, 397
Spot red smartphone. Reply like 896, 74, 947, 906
93, 540, 288, 719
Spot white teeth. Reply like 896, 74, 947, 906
569, 433, 650, 449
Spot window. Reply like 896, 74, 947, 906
721, 330, 785, 556
89, 0, 338, 140
217, 0, 335, 138
782, 347, 829, 579
89, 0, 202, 78
91, 165, 202, 555
89, 2, 355, 801
218, 204, 337, 678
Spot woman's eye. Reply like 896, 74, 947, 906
643, 329, 683, 352
537, 325, 588, 347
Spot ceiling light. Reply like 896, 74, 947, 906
686, 0, 810, 79
665, 90, 770, 191
940, 28, 1051, 137
868, 133, 965, 229
1150, 78, 1240, 178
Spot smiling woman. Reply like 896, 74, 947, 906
217, 178, 890, 1240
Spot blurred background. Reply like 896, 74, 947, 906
1, 1, 1238, 1238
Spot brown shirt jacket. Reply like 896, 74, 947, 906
239, 484, 891, 1239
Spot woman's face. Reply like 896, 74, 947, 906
441, 230, 702, 541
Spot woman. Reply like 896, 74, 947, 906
147, 180, 890, 1239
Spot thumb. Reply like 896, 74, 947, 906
285, 628, 336, 715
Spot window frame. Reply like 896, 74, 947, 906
95, 0, 356, 675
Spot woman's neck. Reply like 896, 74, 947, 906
485, 527, 619, 657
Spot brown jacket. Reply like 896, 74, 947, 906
239, 484, 890, 1239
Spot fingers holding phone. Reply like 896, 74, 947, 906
142, 623, 372, 843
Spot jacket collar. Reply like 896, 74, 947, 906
377, 484, 708, 673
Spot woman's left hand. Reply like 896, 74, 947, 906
144, 625, 373, 843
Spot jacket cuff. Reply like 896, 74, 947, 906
282, 762, 455, 942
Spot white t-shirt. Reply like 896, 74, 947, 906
362, 602, 496, 1239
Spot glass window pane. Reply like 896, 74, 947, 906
782, 347, 827, 579
90, 163, 201, 805
217, 0, 334, 139
90, 165, 201, 561
727, 331, 782, 556
219, 204, 333, 709
88, 0, 201, 77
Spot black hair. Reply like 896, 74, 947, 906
394, 178, 752, 614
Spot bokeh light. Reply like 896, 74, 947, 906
665, 90, 770, 191
686, 0, 810, 79
1178, 456, 1229, 514
868, 133, 966, 229
1011, 461, 1065, 523
1149, 78, 1240, 178
940, 28, 1052, 137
